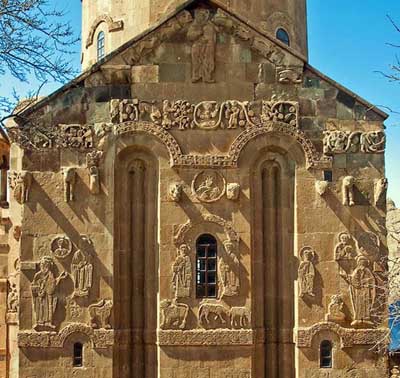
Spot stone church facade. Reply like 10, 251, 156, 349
1, 0, 391, 377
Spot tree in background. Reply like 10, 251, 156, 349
0, 0, 78, 122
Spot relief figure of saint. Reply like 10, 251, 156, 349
172, 244, 192, 298
219, 240, 240, 299
298, 247, 316, 298
348, 255, 376, 327
71, 249, 93, 298
187, 8, 216, 83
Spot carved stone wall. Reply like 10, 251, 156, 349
4, 2, 389, 378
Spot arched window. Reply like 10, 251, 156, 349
196, 234, 217, 298
320, 340, 333, 368
276, 28, 290, 46
73, 342, 83, 367
97, 31, 105, 61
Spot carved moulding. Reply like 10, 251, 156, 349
158, 329, 260, 346
86, 14, 123, 48
174, 214, 239, 247
323, 130, 386, 155
296, 322, 388, 348
18, 323, 114, 349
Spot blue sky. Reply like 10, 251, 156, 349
1, 1, 399, 204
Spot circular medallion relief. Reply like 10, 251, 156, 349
192, 171, 226, 203
51, 236, 73, 259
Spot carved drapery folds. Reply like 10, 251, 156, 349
31, 256, 68, 331
172, 244, 192, 298
323, 130, 385, 155
298, 247, 316, 299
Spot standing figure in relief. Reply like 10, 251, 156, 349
298, 247, 316, 298
347, 255, 376, 327
71, 249, 93, 298
31, 256, 67, 330
172, 244, 192, 298
187, 8, 216, 83
219, 240, 240, 299
334, 232, 355, 260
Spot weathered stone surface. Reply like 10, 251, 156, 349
0, 1, 390, 378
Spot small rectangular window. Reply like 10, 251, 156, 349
196, 234, 218, 298
73, 343, 83, 367
324, 170, 333, 182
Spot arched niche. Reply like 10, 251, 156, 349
113, 146, 159, 378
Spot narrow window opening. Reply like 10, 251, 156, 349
324, 170, 333, 182
276, 28, 290, 46
97, 31, 105, 61
73, 342, 83, 367
196, 234, 217, 298
320, 340, 333, 368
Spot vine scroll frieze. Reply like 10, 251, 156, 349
7, 98, 334, 169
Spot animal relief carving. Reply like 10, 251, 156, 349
31, 256, 67, 330
298, 247, 316, 298
169, 183, 183, 202
230, 307, 251, 328
172, 244, 192, 298
342, 176, 355, 206
277, 67, 303, 84
192, 170, 226, 203
198, 301, 228, 328
88, 299, 113, 329
63, 167, 76, 202
160, 299, 189, 330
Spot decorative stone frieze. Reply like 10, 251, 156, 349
158, 329, 258, 346
18, 324, 114, 349
296, 322, 388, 348
323, 130, 385, 155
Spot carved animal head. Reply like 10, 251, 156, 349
226, 183, 240, 200
169, 183, 183, 202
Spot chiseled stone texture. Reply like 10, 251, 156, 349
3, 1, 390, 378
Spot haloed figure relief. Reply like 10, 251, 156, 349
71, 248, 93, 298
172, 244, 192, 298
341, 255, 376, 327
187, 8, 216, 83
298, 247, 316, 298
218, 239, 240, 299
31, 256, 67, 330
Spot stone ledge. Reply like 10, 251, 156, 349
18, 324, 114, 349
296, 322, 389, 348
158, 329, 263, 346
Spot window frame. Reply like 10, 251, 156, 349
73, 342, 83, 367
276, 27, 290, 46
196, 234, 218, 299
97, 31, 105, 61
320, 340, 333, 369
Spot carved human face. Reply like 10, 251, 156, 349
194, 9, 210, 24
179, 244, 189, 256
303, 249, 314, 262
40, 259, 51, 273
357, 256, 369, 268
339, 233, 350, 244
169, 184, 182, 202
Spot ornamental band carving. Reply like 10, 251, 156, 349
296, 322, 388, 348
18, 324, 114, 349
323, 130, 385, 155
158, 329, 257, 346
